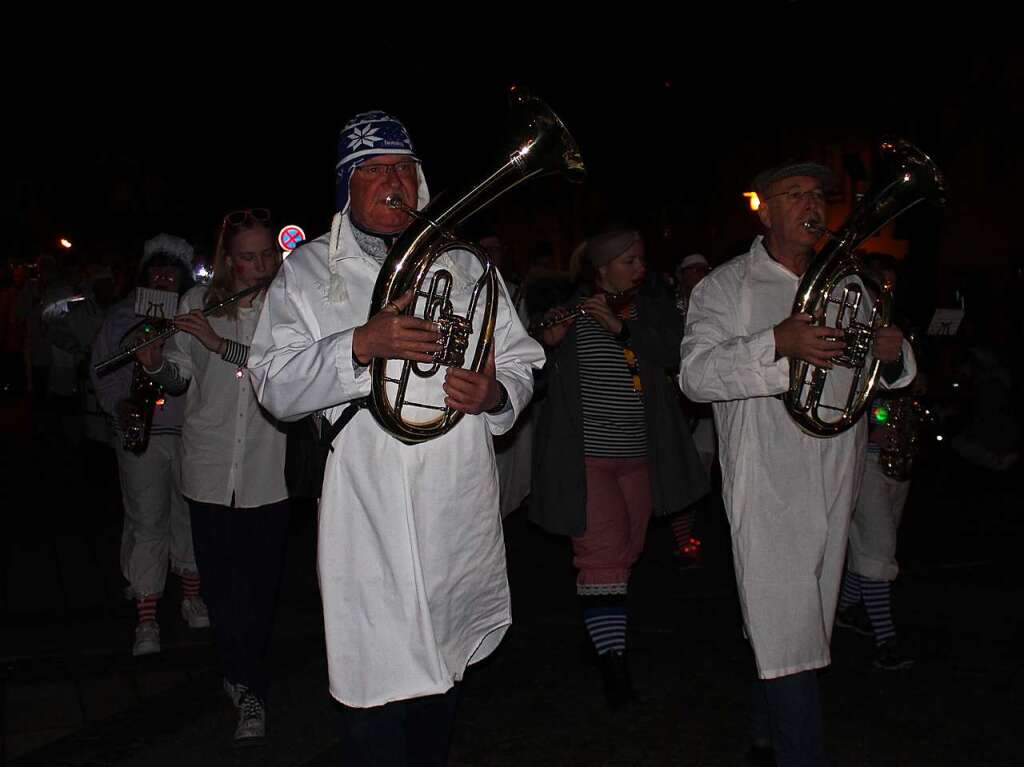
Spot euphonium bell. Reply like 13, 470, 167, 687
367, 88, 585, 444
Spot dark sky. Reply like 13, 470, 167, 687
6, 25, 1020, 270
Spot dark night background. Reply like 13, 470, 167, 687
7, 24, 1021, 331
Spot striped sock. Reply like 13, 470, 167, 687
583, 606, 628, 656
839, 570, 863, 610
671, 511, 696, 553
861, 578, 896, 645
181, 572, 201, 600
136, 595, 158, 625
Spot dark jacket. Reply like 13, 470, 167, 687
528, 284, 709, 537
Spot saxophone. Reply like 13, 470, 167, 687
122, 362, 164, 454
875, 393, 932, 481
119, 318, 168, 454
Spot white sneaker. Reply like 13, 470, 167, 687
180, 597, 210, 629
223, 679, 243, 707
234, 690, 267, 745
133, 620, 161, 656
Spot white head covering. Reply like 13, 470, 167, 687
680, 253, 709, 270
141, 233, 193, 269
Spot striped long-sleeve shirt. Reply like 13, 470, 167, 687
576, 306, 646, 458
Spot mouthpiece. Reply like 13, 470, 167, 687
803, 220, 840, 241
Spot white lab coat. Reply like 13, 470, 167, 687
494, 281, 534, 517
247, 213, 545, 706
679, 237, 916, 679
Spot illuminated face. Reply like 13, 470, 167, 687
757, 175, 827, 250
226, 226, 278, 288
348, 154, 420, 235
598, 239, 647, 294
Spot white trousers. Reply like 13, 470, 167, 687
847, 456, 910, 582
116, 434, 196, 598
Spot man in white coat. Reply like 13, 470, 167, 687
248, 111, 544, 766
680, 161, 916, 767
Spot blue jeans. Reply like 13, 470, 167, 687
338, 686, 460, 767
751, 670, 828, 767
188, 498, 290, 702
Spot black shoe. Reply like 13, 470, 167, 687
874, 637, 915, 671
598, 650, 635, 709
836, 603, 872, 637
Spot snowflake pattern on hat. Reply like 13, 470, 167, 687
347, 124, 382, 150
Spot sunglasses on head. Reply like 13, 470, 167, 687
222, 208, 272, 227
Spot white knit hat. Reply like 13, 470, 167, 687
141, 233, 194, 269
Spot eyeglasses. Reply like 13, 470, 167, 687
354, 161, 419, 179
767, 188, 826, 205
223, 208, 272, 227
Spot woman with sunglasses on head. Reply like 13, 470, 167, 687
137, 208, 288, 747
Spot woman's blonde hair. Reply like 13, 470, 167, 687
205, 214, 280, 318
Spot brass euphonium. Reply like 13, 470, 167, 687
368, 88, 585, 444
784, 139, 946, 436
